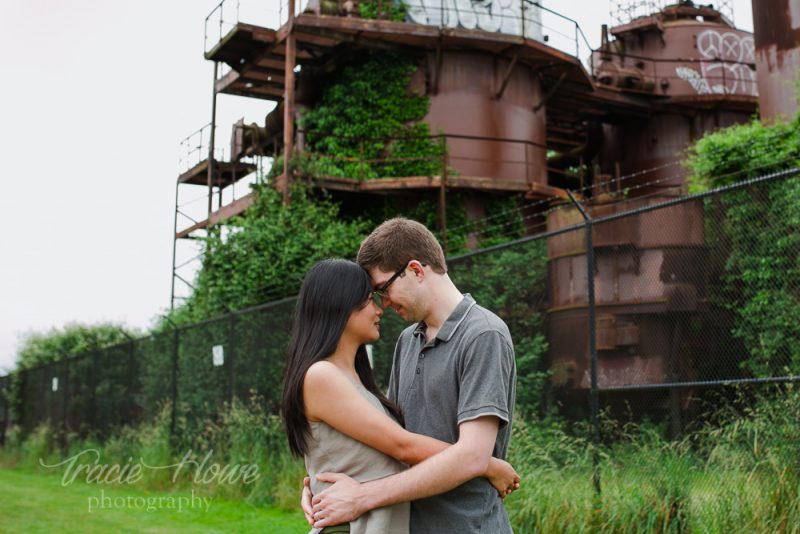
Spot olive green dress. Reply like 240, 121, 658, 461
306, 382, 410, 534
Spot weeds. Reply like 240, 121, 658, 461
1, 389, 798, 532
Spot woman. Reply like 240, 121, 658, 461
281, 259, 519, 534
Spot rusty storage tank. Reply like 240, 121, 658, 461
751, 0, 800, 122
297, 1, 558, 189
546, 196, 706, 393
419, 51, 547, 187
592, 2, 758, 193
405, 0, 545, 187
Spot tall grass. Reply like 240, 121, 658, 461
2, 388, 797, 532
505, 388, 799, 533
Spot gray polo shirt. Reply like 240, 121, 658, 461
387, 294, 516, 534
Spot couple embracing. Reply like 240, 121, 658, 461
281, 218, 520, 533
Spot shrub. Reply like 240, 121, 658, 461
687, 114, 800, 376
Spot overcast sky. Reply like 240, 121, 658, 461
0, 1, 753, 373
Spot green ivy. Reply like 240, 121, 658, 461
358, 191, 524, 255
687, 118, 800, 193
358, 0, 408, 21
177, 184, 369, 322
687, 114, 800, 376
451, 239, 550, 418
299, 51, 444, 180
13, 322, 135, 370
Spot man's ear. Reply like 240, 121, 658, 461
408, 260, 426, 280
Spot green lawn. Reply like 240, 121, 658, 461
0, 468, 309, 533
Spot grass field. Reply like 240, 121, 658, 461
0, 468, 309, 533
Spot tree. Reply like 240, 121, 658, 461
15, 322, 134, 371
175, 184, 369, 322
687, 114, 800, 375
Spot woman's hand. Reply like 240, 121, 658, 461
485, 458, 520, 498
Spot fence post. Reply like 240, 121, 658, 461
566, 190, 601, 496
126, 341, 136, 427
18, 370, 28, 434
88, 352, 97, 435
170, 328, 179, 444
61, 353, 70, 451
0, 377, 7, 447
228, 312, 236, 406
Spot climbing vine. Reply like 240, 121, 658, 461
177, 184, 368, 322
299, 51, 444, 180
358, 0, 408, 21
687, 114, 800, 376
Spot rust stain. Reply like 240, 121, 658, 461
753, 0, 800, 51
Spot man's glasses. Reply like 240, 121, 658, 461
372, 261, 427, 303
373, 263, 409, 301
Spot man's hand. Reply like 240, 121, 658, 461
301, 476, 314, 525
310, 472, 366, 529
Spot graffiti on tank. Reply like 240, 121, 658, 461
675, 30, 758, 96
406, 0, 541, 38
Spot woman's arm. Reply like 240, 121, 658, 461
304, 361, 444, 465
303, 361, 519, 495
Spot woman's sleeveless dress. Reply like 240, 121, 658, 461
305, 381, 410, 534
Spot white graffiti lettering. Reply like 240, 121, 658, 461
675, 29, 757, 96
406, 0, 541, 39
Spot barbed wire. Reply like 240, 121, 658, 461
173, 153, 800, 316
441, 167, 690, 245
442, 160, 685, 236
438, 153, 799, 248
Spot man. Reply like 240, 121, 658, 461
306, 217, 518, 533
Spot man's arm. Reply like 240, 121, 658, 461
310, 416, 499, 529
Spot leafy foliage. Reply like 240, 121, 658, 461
299, 51, 444, 180
14, 322, 134, 371
687, 117, 800, 193
359, 191, 525, 255
451, 239, 550, 418
687, 114, 800, 375
9, 388, 798, 532
178, 185, 368, 322
358, 0, 408, 21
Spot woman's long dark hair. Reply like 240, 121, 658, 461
281, 258, 403, 457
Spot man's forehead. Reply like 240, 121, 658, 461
367, 267, 394, 287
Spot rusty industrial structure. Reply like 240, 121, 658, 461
752, 0, 800, 122
171, 0, 795, 417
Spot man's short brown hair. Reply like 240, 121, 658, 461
357, 218, 447, 274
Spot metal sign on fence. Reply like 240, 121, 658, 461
212, 345, 225, 367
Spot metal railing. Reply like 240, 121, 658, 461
204, 0, 310, 53
203, 0, 593, 68
609, 0, 735, 27
178, 123, 227, 175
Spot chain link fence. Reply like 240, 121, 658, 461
1, 168, 798, 525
